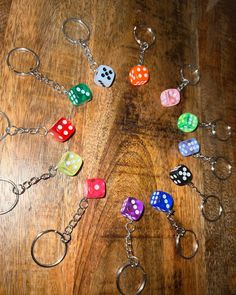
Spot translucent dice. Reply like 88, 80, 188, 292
170, 165, 193, 186
160, 88, 180, 107
94, 65, 115, 87
57, 151, 83, 176
68, 83, 92, 106
129, 65, 149, 86
150, 191, 174, 212
49, 117, 75, 142
178, 138, 200, 157
84, 178, 106, 199
177, 113, 199, 133
121, 197, 144, 221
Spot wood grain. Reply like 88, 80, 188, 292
0, 0, 235, 294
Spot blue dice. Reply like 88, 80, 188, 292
178, 138, 200, 157
150, 191, 174, 212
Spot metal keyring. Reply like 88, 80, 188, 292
211, 119, 232, 141
201, 195, 223, 222
116, 262, 147, 295
31, 229, 68, 268
176, 230, 199, 259
210, 156, 232, 180
0, 178, 19, 215
6, 47, 40, 76
62, 18, 90, 44
180, 64, 200, 85
0, 112, 11, 141
133, 25, 156, 48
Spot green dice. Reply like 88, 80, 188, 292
57, 151, 83, 176
177, 113, 199, 133
68, 83, 92, 106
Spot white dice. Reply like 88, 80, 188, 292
94, 65, 115, 88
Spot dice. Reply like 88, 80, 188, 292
68, 83, 92, 106
170, 165, 192, 186
160, 88, 180, 107
84, 178, 106, 199
94, 65, 115, 88
57, 151, 83, 176
49, 117, 75, 142
178, 138, 200, 157
129, 65, 149, 86
150, 191, 174, 212
120, 197, 144, 221
177, 113, 199, 133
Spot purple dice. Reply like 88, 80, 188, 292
178, 138, 200, 157
121, 197, 144, 221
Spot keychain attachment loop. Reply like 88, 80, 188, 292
0, 178, 19, 215
210, 156, 232, 180
31, 229, 68, 268
210, 119, 232, 141
62, 18, 90, 44
201, 195, 223, 222
180, 64, 200, 86
176, 229, 199, 259
0, 112, 11, 141
6, 47, 40, 76
133, 25, 156, 48
116, 262, 147, 295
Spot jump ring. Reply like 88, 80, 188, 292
176, 230, 199, 259
116, 262, 147, 295
0, 112, 11, 141
180, 64, 200, 85
0, 178, 19, 215
133, 25, 156, 48
62, 18, 91, 44
6, 47, 40, 76
210, 156, 232, 180
201, 195, 223, 222
31, 229, 68, 268
210, 119, 232, 141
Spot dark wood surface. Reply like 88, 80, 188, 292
0, 1, 235, 294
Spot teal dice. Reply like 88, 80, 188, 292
177, 113, 199, 133
68, 83, 92, 106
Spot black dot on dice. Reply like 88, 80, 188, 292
109, 70, 113, 74
107, 76, 111, 80
105, 72, 109, 76
103, 67, 107, 71
101, 73, 105, 77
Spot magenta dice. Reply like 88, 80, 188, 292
160, 88, 180, 107
49, 117, 75, 142
84, 178, 106, 199
120, 197, 144, 221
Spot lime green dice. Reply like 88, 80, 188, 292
68, 83, 92, 106
57, 151, 83, 176
177, 113, 199, 133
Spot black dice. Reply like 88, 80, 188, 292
170, 165, 192, 186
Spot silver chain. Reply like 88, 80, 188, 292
79, 41, 98, 72
188, 182, 206, 202
6, 125, 48, 137
12, 166, 58, 195
61, 198, 89, 243
166, 211, 185, 237
30, 69, 68, 95
124, 221, 139, 267
177, 79, 189, 92
199, 122, 214, 129
193, 153, 213, 163
138, 42, 148, 65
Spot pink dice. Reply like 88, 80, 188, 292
84, 178, 106, 199
49, 117, 75, 142
121, 197, 144, 221
160, 88, 180, 107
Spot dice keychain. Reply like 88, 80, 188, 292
170, 165, 224, 222
31, 178, 106, 267
6, 47, 92, 106
150, 191, 199, 259
62, 18, 116, 88
129, 25, 156, 86
177, 112, 232, 141
178, 138, 232, 180
0, 111, 76, 142
160, 64, 200, 107
116, 197, 147, 295
0, 151, 82, 215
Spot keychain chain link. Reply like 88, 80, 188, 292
177, 79, 189, 92
61, 197, 89, 243
193, 153, 213, 163
124, 221, 139, 267
79, 41, 98, 72
30, 69, 68, 95
6, 125, 48, 136
138, 42, 148, 65
188, 182, 206, 201
166, 211, 185, 236
12, 166, 58, 195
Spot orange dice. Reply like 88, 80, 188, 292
129, 65, 149, 86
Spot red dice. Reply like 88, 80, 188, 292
49, 117, 75, 142
84, 178, 106, 199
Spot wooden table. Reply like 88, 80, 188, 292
0, 1, 235, 294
